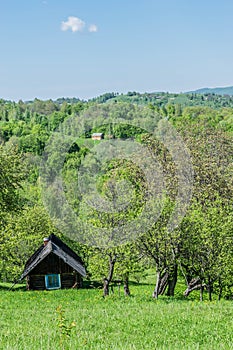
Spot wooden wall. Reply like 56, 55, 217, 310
26, 252, 83, 290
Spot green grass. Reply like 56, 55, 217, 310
1, 283, 233, 349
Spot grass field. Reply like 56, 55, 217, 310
1, 281, 233, 350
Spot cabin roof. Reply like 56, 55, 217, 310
92, 132, 103, 136
20, 234, 86, 280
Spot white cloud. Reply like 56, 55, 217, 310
88, 24, 98, 33
61, 16, 85, 33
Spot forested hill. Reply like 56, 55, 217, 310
3, 89, 233, 109
90, 91, 233, 108
190, 86, 233, 96
0, 92, 233, 154
0, 92, 233, 300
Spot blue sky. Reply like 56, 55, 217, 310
1, 0, 233, 101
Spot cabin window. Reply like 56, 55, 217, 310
45, 274, 61, 290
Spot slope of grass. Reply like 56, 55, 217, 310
1, 282, 233, 349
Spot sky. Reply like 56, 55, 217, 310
1, 0, 233, 101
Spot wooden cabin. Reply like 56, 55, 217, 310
20, 234, 86, 290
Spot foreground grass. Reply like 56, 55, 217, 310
0, 283, 233, 349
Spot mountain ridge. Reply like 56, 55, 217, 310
189, 86, 233, 96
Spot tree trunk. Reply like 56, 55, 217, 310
166, 264, 178, 297
158, 272, 168, 295
152, 271, 161, 299
123, 274, 130, 296
152, 270, 168, 298
103, 254, 116, 297
184, 278, 206, 297
103, 278, 109, 297
218, 278, 222, 301
208, 276, 212, 301
200, 279, 204, 302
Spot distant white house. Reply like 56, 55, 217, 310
91, 133, 104, 140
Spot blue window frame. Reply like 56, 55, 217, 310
45, 274, 61, 290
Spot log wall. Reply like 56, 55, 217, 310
26, 253, 83, 290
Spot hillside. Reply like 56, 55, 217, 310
89, 90, 233, 109
190, 86, 233, 96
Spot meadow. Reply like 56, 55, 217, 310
1, 281, 233, 350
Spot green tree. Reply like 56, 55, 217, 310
0, 145, 26, 219
0, 206, 59, 282
180, 199, 233, 301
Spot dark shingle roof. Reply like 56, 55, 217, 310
20, 234, 86, 280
